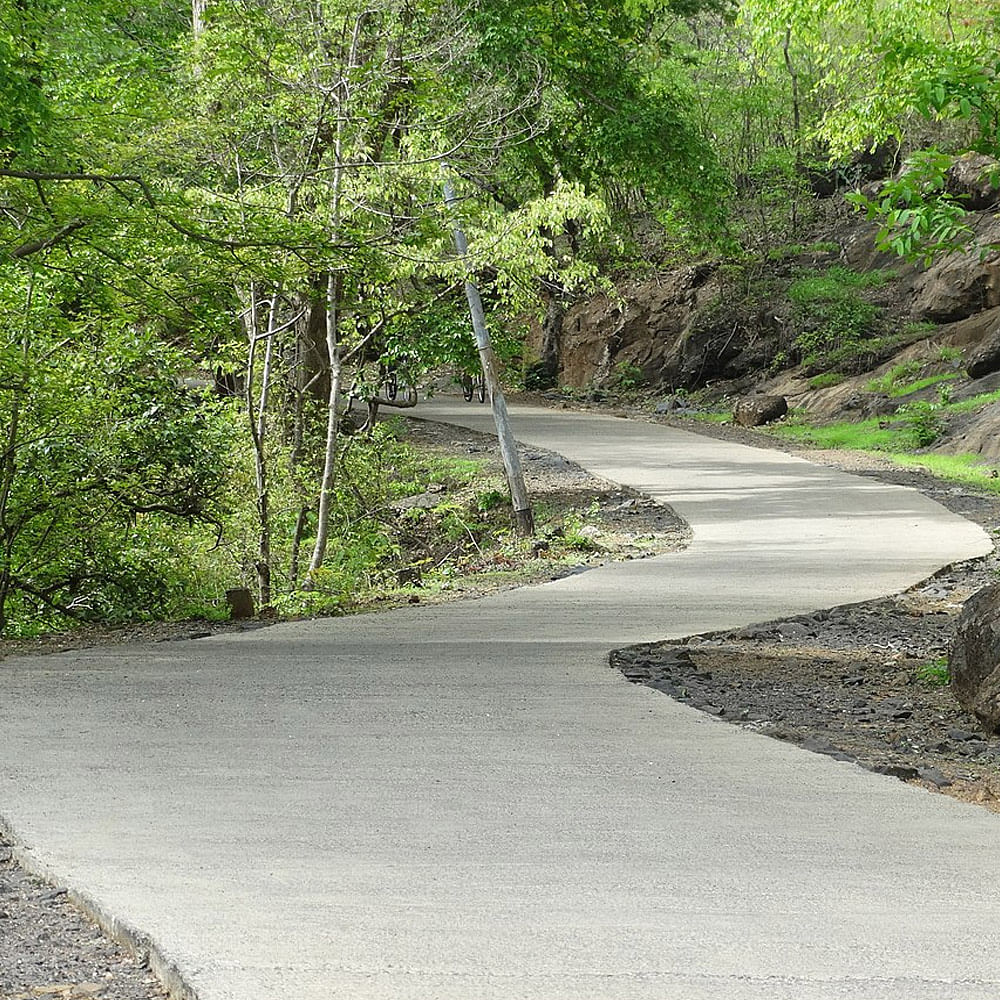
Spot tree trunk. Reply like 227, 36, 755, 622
288, 505, 309, 588
192, 0, 206, 37
538, 288, 564, 382
443, 173, 534, 536
305, 14, 366, 576
306, 271, 344, 576
0, 289, 30, 636
243, 284, 279, 606
294, 285, 331, 405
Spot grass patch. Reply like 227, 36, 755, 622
946, 389, 1000, 413
771, 413, 1000, 491
865, 360, 960, 398
808, 372, 846, 389
890, 453, 1000, 492
916, 656, 950, 686
770, 415, 911, 451
789, 267, 887, 373
866, 361, 923, 393
887, 373, 961, 398
687, 411, 731, 423
787, 266, 891, 302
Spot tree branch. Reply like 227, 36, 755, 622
10, 219, 87, 259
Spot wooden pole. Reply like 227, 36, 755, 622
442, 173, 535, 536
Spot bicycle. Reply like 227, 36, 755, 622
460, 371, 487, 403
379, 363, 398, 401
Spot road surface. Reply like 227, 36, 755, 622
1, 401, 997, 1000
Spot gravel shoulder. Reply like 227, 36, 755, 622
0, 831, 169, 1000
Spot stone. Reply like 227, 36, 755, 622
909, 216, 1000, 323
966, 326, 1000, 378
868, 763, 920, 781
225, 588, 255, 621
732, 394, 788, 427
392, 492, 443, 511
946, 152, 1000, 211
917, 766, 953, 789
777, 622, 812, 641
953, 370, 1000, 402
948, 727, 978, 742
800, 737, 855, 762
949, 582, 1000, 733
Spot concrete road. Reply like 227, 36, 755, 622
2, 401, 998, 1000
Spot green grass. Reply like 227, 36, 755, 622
891, 453, 1000, 492
886, 373, 961, 397
808, 372, 846, 390
688, 411, 731, 423
916, 656, 950, 686
788, 266, 891, 303
865, 361, 923, 393
945, 389, 1000, 413
770, 416, 1000, 491
865, 360, 961, 398
770, 415, 912, 451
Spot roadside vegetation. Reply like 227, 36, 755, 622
5, 0, 1000, 637
659, 378, 1000, 495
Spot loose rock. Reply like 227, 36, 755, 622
732, 394, 788, 427
950, 582, 1000, 733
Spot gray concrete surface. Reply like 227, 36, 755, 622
2, 401, 999, 1000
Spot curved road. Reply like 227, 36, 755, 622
2, 401, 999, 1000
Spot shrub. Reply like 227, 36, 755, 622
897, 400, 944, 446
788, 266, 886, 371
916, 657, 950, 686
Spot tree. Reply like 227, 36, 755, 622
741, 0, 1000, 261
0, 270, 231, 632
451, 0, 731, 378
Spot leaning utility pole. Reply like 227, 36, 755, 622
442, 172, 535, 536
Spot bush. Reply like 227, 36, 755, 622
897, 400, 944, 446
789, 266, 886, 371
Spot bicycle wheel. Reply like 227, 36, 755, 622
476, 377, 486, 403
461, 375, 474, 401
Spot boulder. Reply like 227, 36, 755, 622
966, 326, 1000, 378
225, 587, 255, 620
529, 264, 724, 389
949, 583, 1000, 733
953, 369, 1000, 402
911, 256, 993, 323
910, 217, 1000, 323
946, 152, 1000, 210
732, 394, 788, 427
